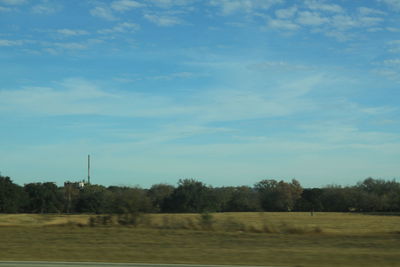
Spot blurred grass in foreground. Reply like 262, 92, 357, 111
0, 212, 399, 267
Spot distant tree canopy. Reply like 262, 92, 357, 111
0, 174, 399, 214
0, 175, 26, 213
23, 182, 64, 213
163, 179, 217, 213
255, 179, 303, 211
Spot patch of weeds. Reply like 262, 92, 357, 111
221, 217, 247, 232
313, 226, 323, 233
280, 222, 307, 234
279, 222, 323, 234
262, 222, 277, 233
185, 217, 198, 230
117, 212, 142, 226
247, 225, 263, 233
159, 216, 186, 230
160, 216, 172, 229
138, 214, 153, 228
198, 213, 215, 230
54, 221, 85, 228
88, 215, 114, 227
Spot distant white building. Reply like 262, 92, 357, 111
64, 180, 86, 189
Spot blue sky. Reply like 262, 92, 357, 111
0, 0, 399, 188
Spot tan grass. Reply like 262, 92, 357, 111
0, 214, 90, 226
0, 213, 399, 267
1, 212, 399, 234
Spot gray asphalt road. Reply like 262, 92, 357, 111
0, 262, 285, 267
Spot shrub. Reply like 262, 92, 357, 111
88, 215, 114, 227
221, 217, 247, 232
117, 212, 142, 226
198, 212, 215, 230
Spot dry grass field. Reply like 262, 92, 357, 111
0, 212, 399, 267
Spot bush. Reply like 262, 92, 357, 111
88, 215, 114, 227
221, 217, 247, 232
198, 212, 215, 230
117, 212, 142, 226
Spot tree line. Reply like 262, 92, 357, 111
0, 174, 399, 214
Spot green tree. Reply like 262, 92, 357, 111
23, 182, 63, 213
356, 178, 400, 211
254, 179, 303, 211
320, 186, 358, 212
109, 186, 152, 214
76, 184, 112, 214
226, 186, 260, 212
62, 183, 81, 213
0, 175, 26, 213
212, 186, 236, 212
147, 183, 174, 212
295, 188, 324, 211
164, 179, 216, 213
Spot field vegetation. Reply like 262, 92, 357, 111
1, 175, 400, 214
1, 174, 400, 266
0, 212, 399, 267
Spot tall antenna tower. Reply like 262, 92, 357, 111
87, 154, 91, 184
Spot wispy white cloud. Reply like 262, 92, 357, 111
210, 0, 283, 15
262, 1, 386, 40
304, 0, 343, 13
379, 0, 400, 10
113, 72, 198, 83
107, 124, 234, 145
383, 58, 400, 65
373, 68, 400, 81
53, 42, 88, 50
247, 61, 311, 71
373, 53, 400, 81
298, 122, 400, 147
0, 39, 25, 46
31, 1, 62, 14
90, 1, 145, 21
148, 0, 195, 8
275, 6, 297, 19
387, 40, 400, 53
0, 6, 12, 11
386, 27, 400, 32
358, 6, 386, 16
357, 15, 384, 26
144, 13, 182, 26
90, 6, 117, 21
56, 29, 89, 36
0, 72, 322, 122
323, 31, 352, 42
0, 78, 186, 117
0, 0, 26, 5
196, 89, 307, 122
150, 72, 195, 80
40, 39, 104, 54
360, 106, 397, 115
297, 11, 329, 26
330, 15, 360, 30
111, 0, 143, 11
98, 22, 140, 34
267, 17, 300, 31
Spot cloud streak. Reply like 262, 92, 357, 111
210, 0, 283, 15
144, 13, 182, 26
98, 22, 140, 34
56, 29, 89, 36
90, 6, 117, 20
111, 0, 143, 12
